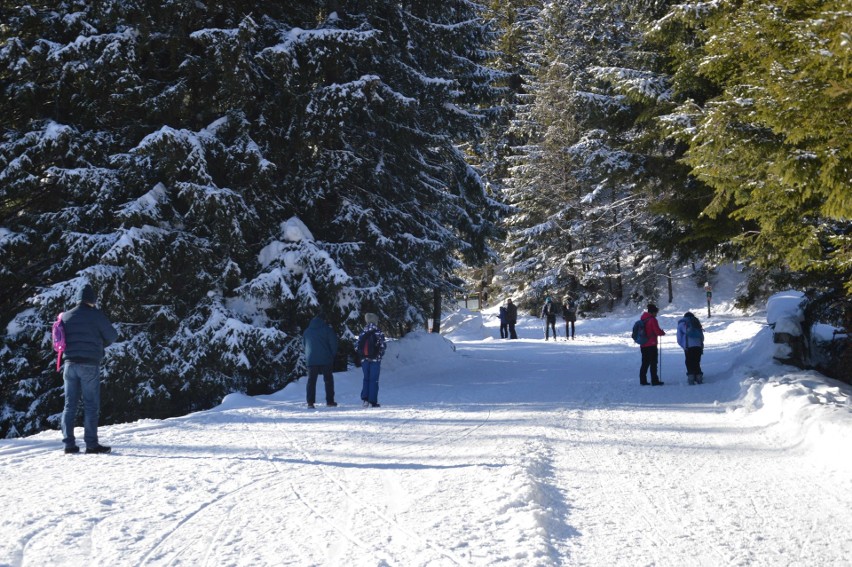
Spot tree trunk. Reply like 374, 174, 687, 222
667, 266, 674, 304
431, 288, 442, 333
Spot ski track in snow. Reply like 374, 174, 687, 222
2, 308, 852, 567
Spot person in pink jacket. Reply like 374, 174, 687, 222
639, 304, 666, 386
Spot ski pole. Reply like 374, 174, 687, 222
659, 334, 663, 381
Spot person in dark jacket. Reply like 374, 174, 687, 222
302, 312, 339, 408
541, 297, 559, 340
356, 313, 387, 407
677, 312, 705, 385
639, 303, 666, 386
506, 299, 518, 339
563, 296, 578, 340
498, 301, 509, 339
60, 283, 118, 454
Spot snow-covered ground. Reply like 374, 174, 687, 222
2, 269, 851, 566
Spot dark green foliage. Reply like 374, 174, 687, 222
0, 1, 500, 438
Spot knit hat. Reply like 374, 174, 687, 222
77, 284, 96, 304
647, 303, 658, 314
364, 313, 378, 324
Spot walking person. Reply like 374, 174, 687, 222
677, 312, 705, 384
638, 303, 666, 386
498, 300, 509, 339
541, 297, 559, 341
357, 313, 387, 407
60, 283, 118, 454
506, 299, 518, 339
302, 311, 338, 408
563, 296, 578, 340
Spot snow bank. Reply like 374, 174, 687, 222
381, 330, 456, 372
440, 308, 490, 340
728, 324, 852, 465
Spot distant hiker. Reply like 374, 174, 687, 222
541, 297, 559, 341
357, 313, 387, 407
302, 311, 339, 408
677, 312, 705, 385
563, 296, 578, 340
60, 283, 118, 454
499, 301, 509, 339
506, 299, 518, 339
638, 303, 666, 386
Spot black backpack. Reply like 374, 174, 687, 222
358, 330, 379, 359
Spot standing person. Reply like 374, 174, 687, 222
60, 283, 118, 454
563, 296, 578, 340
677, 312, 705, 385
498, 301, 509, 339
540, 297, 559, 341
638, 303, 666, 386
357, 313, 387, 407
506, 299, 518, 339
302, 311, 338, 408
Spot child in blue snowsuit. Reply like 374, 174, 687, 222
357, 313, 387, 407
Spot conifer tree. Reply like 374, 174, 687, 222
504, 0, 664, 311
650, 0, 852, 297
0, 1, 500, 438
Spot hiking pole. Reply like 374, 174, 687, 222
659, 335, 663, 382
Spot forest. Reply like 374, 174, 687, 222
1, 0, 849, 438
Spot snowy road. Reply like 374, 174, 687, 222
2, 309, 851, 566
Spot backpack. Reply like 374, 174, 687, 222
685, 317, 703, 342
358, 330, 379, 360
52, 313, 66, 371
631, 319, 648, 345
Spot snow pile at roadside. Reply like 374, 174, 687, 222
381, 330, 457, 372
440, 308, 489, 340
726, 292, 852, 464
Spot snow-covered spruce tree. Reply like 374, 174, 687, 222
0, 3, 301, 434
0, 2, 500, 438
615, 2, 744, 269
504, 0, 663, 312
274, 2, 502, 336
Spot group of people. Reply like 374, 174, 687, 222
497, 296, 579, 341
56, 283, 705, 454
540, 296, 578, 340
302, 312, 387, 409
635, 303, 705, 386
497, 298, 519, 339
57, 282, 388, 455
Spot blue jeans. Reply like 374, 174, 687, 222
61, 362, 101, 448
360, 360, 381, 404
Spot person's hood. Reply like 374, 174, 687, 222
76, 284, 96, 304
641, 311, 655, 321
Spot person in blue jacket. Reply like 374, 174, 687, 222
60, 283, 118, 454
676, 312, 705, 385
357, 313, 387, 407
302, 311, 339, 408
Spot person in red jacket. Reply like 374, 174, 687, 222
639, 303, 666, 386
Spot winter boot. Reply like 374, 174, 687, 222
687, 374, 696, 385
696, 373, 704, 384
